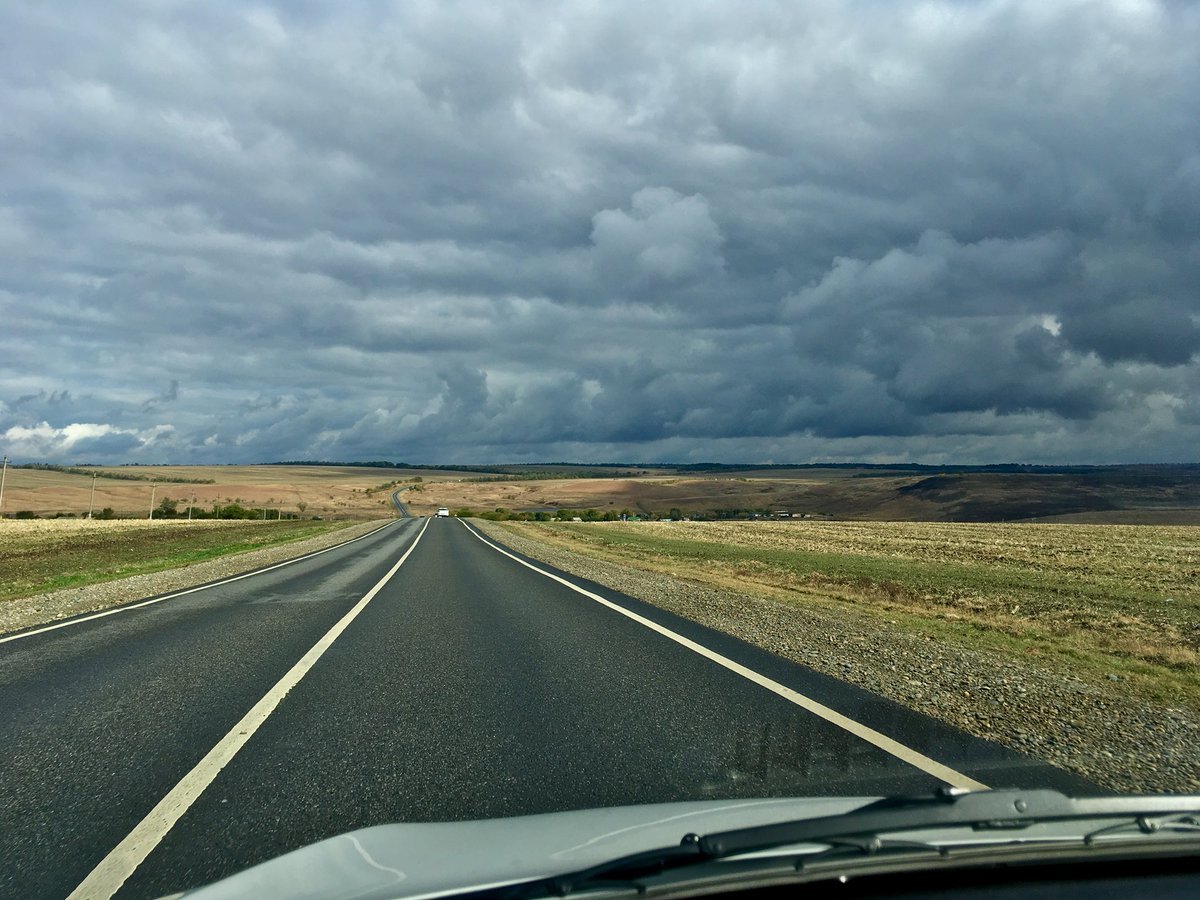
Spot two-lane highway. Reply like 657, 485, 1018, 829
0, 517, 1094, 898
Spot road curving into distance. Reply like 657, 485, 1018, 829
389, 488, 411, 518
0, 516, 1095, 899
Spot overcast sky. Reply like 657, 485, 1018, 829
3, 1, 1199, 465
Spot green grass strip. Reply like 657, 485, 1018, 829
0, 521, 360, 603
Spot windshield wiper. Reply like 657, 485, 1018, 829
698, 787, 1200, 856
479, 789, 1200, 900
538, 837, 706, 898
539, 835, 947, 899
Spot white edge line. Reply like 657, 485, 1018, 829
1, 519, 403, 645
67, 516, 431, 900
459, 520, 988, 793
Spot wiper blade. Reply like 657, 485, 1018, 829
479, 790, 1200, 900
486, 834, 946, 900
698, 788, 1200, 857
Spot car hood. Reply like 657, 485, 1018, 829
177, 796, 872, 900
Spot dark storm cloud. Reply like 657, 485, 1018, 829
142, 379, 180, 411
2, 1, 1199, 464
1060, 300, 1200, 366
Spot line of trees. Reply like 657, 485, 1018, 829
18, 463, 215, 484
5, 504, 311, 520
160, 501, 307, 520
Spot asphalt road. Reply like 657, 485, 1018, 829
389, 489, 411, 517
0, 517, 1096, 899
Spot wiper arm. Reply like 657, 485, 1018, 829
487, 838, 706, 900
1084, 813, 1200, 844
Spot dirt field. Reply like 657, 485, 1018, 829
0, 465, 419, 520
419, 470, 1200, 524
6, 464, 1199, 523
417, 475, 858, 518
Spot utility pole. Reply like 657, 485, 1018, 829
0, 455, 7, 518
188, 494, 195, 521
149, 482, 157, 520
88, 473, 97, 519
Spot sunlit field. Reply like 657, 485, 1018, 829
0, 518, 354, 603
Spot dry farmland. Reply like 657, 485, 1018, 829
501, 519, 1200, 706
0, 464, 424, 520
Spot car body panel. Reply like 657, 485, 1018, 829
179, 796, 868, 899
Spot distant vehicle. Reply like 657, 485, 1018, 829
437, 507, 450, 517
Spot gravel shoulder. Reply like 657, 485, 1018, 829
0, 520, 390, 637
477, 520, 1200, 794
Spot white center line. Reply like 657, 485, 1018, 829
67, 516, 431, 900
460, 520, 988, 793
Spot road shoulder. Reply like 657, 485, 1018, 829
475, 520, 1200, 794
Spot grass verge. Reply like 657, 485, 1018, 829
495, 521, 1200, 709
0, 520, 359, 603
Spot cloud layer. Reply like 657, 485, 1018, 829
2, 0, 1198, 463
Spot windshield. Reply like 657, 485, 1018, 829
1, 2, 1198, 899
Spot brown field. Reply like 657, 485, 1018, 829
420, 469, 1200, 524
417, 475, 824, 516
6, 464, 1200, 524
418, 473, 963, 520
0, 465, 427, 520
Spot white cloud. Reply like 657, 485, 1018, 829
2, 422, 174, 459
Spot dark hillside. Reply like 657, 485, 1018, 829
896, 472, 1200, 522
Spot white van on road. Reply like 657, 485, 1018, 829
436, 507, 450, 517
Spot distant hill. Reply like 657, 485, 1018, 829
415, 464, 1200, 524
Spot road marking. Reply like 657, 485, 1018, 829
66, 517, 431, 900
1, 519, 402, 646
461, 521, 988, 792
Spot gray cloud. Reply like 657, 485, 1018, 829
1060, 300, 1200, 366
2, 1, 1199, 464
